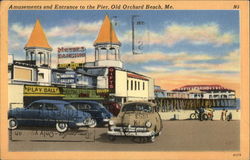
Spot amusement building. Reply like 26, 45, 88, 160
8, 15, 236, 110
8, 15, 154, 107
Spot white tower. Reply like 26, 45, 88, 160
24, 19, 52, 68
94, 15, 123, 68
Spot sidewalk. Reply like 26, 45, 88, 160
159, 110, 240, 120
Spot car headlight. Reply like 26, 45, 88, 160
145, 121, 152, 128
109, 120, 114, 126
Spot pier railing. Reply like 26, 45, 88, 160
154, 98, 237, 112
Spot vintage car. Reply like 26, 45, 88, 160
102, 101, 121, 116
69, 101, 113, 127
107, 101, 163, 142
8, 100, 94, 133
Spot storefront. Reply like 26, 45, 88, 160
23, 85, 64, 106
62, 88, 108, 101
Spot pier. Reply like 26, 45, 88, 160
154, 98, 237, 112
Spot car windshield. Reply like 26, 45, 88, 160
64, 104, 76, 110
94, 104, 108, 112
122, 103, 152, 112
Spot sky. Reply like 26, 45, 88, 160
8, 10, 240, 96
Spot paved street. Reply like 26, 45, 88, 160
9, 120, 240, 151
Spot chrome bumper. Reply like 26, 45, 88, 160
107, 126, 154, 137
103, 118, 110, 122
76, 118, 94, 127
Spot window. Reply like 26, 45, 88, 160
29, 103, 43, 110
127, 80, 129, 90
135, 81, 137, 90
143, 82, 145, 90
77, 103, 91, 110
131, 80, 133, 90
64, 104, 76, 110
45, 103, 58, 110
122, 103, 152, 112
38, 73, 44, 79
138, 81, 140, 90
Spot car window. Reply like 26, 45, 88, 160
122, 103, 152, 112
122, 104, 136, 111
64, 104, 76, 110
29, 103, 44, 110
45, 103, 58, 110
78, 103, 91, 110
70, 102, 78, 108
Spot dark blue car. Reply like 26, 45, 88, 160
8, 100, 93, 133
69, 101, 113, 127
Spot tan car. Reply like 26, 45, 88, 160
107, 101, 163, 142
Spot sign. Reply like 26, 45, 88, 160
24, 85, 63, 97
60, 72, 76, 84
57, 46, 86, 59
58, 53, 86, 59
96, 89, 110, 98
63, 88, 105, 100
58, 47, 86, 53
108, 67, 116, 93
96, 89, 110, 94
58, 63, 84, 69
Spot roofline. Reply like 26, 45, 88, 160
24, 46, 53, 51
94, 42, 121, 46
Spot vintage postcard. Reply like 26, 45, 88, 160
0, 0, 249, 160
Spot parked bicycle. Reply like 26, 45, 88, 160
190, 108, 214, 121
190, 110, 199, 120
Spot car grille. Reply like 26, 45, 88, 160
112, 126, 148, 132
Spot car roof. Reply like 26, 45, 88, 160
69, 100, 100, 104
31, 99, 70, 104
123, 101, 157, 107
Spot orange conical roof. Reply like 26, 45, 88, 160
25, 19, 52, 50
94, 15, 121, 46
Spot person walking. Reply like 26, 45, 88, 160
198, 106, 204, 121
225, 110, 228, 120
221, 109, 225, 121
227, 112, 232, 121
224, 109, 228, 120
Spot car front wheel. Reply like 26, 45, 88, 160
8, 118, 18, 130
56, 122, 68, 133
148, 135, 156, 143
89, 119, 97, 128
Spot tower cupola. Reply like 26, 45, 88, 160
24, 19, 52, 68
94, 15, 123, 68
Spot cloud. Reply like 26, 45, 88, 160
47, 21, 102, 38
50, 40, 94, 51
163, 23, 236, 47
122, 51, 214, 64
143, 66, 170, 72
10, 23, 33, 38
10, 21, 102, 39
120, 23, 237, 47
173, 49, 240, 72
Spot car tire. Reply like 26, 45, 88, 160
56, 122, 68, 133
8, 118, 18, 130
155, 131, 162, 136
148, 135, 156, 143
89, 119, 97, 128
